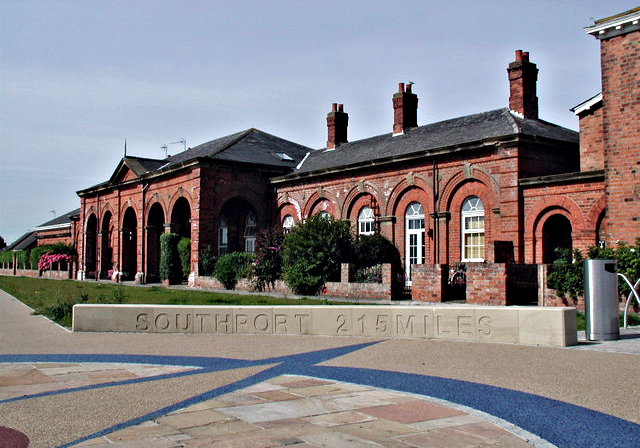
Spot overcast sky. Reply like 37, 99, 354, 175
0, 0, 636, 244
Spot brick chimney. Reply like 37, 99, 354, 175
393, 82, 418, 134
326, 103, 348, 149
507, 50, 539, 119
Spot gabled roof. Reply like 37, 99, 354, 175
6, 231, 37, 251
162, 128, 310, 168
287, 108, 578, 176
33, 208, 80, 231
79, 129, 311, 194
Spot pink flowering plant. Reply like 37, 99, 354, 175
38, 252, 73, 271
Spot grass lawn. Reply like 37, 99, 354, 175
0, 276, 355, 327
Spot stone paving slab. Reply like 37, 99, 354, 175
75, 375, 537, 448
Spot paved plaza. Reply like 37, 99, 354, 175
1, 289, 639, 447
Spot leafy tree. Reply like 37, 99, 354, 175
160, 233, 182, 284
281, 213, 352, 295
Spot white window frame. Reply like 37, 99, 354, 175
244, 212, 257, 253
358, 206, 375, 235
461, 196, 485, 262
282, 215, 294, 234
405, 202, 425, 286
218, 216, 228, 256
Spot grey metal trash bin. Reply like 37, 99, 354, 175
584, 259, 619, 341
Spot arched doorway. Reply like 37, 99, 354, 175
218, 198, 258, 255
100, 212, 113, 279
121, 207, 137, 280
85, 214, 98, 278
146, 203, 165, 282
170, 197, 191, 239
542, 214, 572, 263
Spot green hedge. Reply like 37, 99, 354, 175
0, 250, 13, 267
160, 233, 182, 284
178, 237, 191, 278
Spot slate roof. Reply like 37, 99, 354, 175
292, 108, 578, 175
160, 128, 310, 169
34, 208, 80, 229
6, 231, 37, 251
80, 129, 312, 194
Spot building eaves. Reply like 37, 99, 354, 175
571, 93, 603, 116
519, 170, 604, 187
585, 7, 640, 39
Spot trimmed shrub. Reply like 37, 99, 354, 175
214, 252, 254, 289
352, 233, 401, 283
178, 237, 191, 278
160, 233, 182, 284
252, 228, 284, 291
282, 213, 353, 295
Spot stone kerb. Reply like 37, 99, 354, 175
73, 304, 577, 347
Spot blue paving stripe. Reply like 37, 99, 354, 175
0, 367, 207, 404
57, 363, 287, 448
3, 340, 637, 448
303, 365, 640, 448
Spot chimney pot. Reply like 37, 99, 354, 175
331, 103, 337, 112
398, 82, 405, 93
515, 49, 523, 61
522, 51, 529, 62
338, 104, 344, 112
406, 83, 412, 93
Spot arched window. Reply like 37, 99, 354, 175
405, 202, 425, 285
282, 215, 294, 234
218, 216, 228, 256
358, 206, 375, 235
244, 212, 257, 253
461, 196, 485, 262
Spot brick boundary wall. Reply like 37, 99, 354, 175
465, 263, 508, 305
410, 264, 447, 302
191, 263, 394, 301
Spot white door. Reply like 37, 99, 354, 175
405, 202, 425, 286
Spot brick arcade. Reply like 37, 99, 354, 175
52, 9, 640, 304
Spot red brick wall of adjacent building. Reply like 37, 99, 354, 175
577, 104, 605, 171
522, 177, 605, 264
600, 31, 640, 245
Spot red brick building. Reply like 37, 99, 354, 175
72, 8, 638, 302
